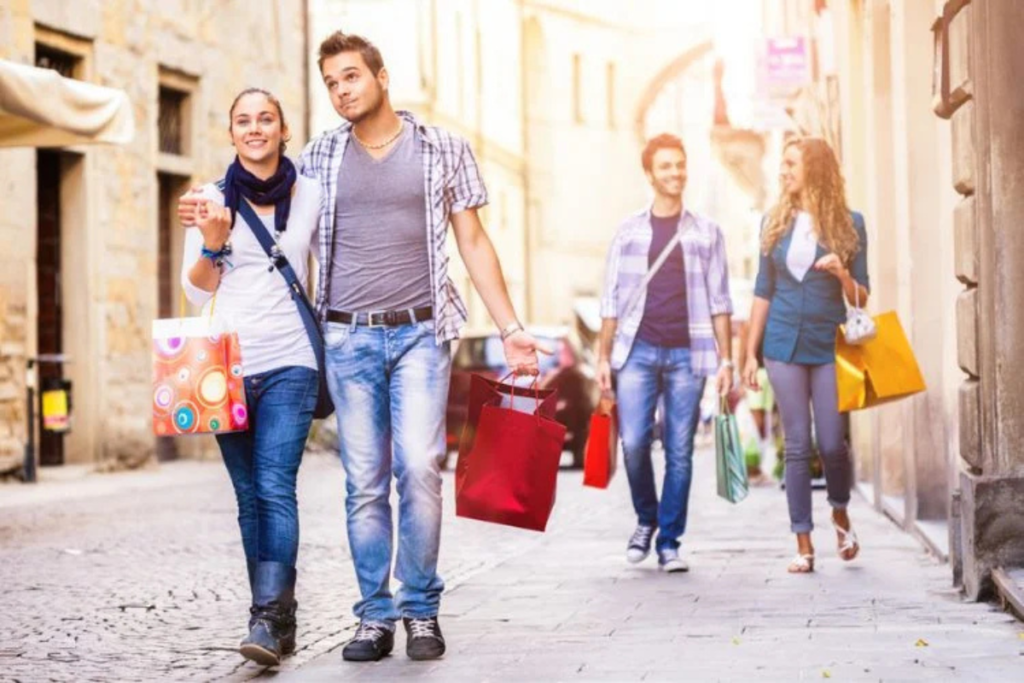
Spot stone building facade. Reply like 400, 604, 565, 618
0, 0, 310, 470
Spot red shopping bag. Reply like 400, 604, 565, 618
455, 373, 558, 493
582, 395, 618, 489
455, 375, 566, 532
152, 316, 248, 436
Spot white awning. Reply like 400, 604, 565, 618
0, 58, 134, 148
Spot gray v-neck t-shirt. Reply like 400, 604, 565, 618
329, 122, 432, 312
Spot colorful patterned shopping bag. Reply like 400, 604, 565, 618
152, 316, 248, 436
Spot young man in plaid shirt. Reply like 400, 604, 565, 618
597, 133, 734, 574
301, 33, 545, 662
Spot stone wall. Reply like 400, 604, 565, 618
0, 0, 309, 468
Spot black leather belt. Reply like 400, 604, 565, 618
326, 306, 433, 327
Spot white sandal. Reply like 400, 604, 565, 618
832, 520, 860, 561
787, 553, 815, 573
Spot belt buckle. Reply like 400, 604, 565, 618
366, 311, 387, 328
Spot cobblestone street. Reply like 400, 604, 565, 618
2, 448, 1023, 682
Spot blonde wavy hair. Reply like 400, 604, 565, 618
761, 137, 858, 264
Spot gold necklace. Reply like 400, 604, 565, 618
352, 122, 404, 150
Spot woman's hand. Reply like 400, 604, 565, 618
742, 355, 761, 390
196, 200, 232, 251
177, 187, 204, 226
813, 253, 848, 280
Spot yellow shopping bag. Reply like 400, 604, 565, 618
835, 311, 926, 412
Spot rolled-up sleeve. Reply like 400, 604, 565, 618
706, 223, 733, 315
448, 138, 489, 214
753, 217, 775, 300
600, 232, 623, 319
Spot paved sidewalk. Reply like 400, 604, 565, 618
287, 449, 1024, 682
2, 447, 1022, 681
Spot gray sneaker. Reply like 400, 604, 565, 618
626, 525, 655, 563
658, 548, 689, 573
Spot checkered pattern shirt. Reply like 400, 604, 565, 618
297, 110, 488, 343
600, 207, 733, 376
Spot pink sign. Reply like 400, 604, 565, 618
766, 37, 810, 89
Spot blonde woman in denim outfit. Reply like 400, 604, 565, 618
742, 137, 869, 574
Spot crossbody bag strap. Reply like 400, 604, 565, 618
621, 227, 683, 320
232, 193, 326, 374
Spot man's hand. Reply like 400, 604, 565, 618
502, 330, 552, 376
177, 186, 204, 227
597, 359, 613, 394
715, 364, 734, 397
196, 201, 232, 251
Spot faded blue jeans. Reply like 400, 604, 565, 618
216, 365, 318, 568
616, 340, 706, 553
324, 319, 450, 626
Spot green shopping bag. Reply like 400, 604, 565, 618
715, 397, 749, 504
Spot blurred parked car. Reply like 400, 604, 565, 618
445, 326, 599, 469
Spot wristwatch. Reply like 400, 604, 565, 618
500, 321, 524, 341
720, 359, 735, 370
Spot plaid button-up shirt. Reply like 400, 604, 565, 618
600, 207, 733, 376
297, 110, 488, 343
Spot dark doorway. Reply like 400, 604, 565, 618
36, 150, 65, 466
156, 172, 190, 461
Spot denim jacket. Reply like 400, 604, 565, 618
754, 211, 870, 365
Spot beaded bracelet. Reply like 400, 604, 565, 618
200, 242, 233, 267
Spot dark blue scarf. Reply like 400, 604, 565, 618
223, 155, 297, 235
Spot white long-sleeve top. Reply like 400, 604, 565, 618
180, 175, 322, 376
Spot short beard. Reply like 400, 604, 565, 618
341, 85, 385, 124
655, 182, 683, 200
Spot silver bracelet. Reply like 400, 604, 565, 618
500, 321, 524, 341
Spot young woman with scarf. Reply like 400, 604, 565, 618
180, 88, 322, 665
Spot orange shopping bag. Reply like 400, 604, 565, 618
835, 311, 926, 412
152, 316, 248, 436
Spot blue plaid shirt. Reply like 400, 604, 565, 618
297, 110, 489, 343
600, 207, 733, 376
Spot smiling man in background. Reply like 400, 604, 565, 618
597, 133, 734, 574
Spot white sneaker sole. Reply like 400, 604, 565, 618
626, 550, 650, 564
659, 562, 689, 573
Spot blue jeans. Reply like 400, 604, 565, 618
324, 320, 450, 625
616, 340, 706, 552
765, 359, 852, 533
216, 365, 318, 568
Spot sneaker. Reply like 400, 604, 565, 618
403, 616, 446, 661
658, 548, 689, 573
342, 621, 394, 662
626, 524, 655, 563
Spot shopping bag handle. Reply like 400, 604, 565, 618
177, 288, 217, 319
719, 395, 732, 416
507, 375, 542, 424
